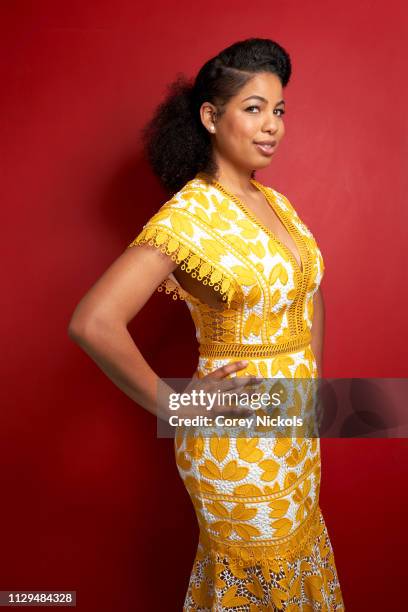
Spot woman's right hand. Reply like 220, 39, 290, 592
175, 360, 262, 419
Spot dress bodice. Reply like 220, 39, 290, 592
127, 173, 325, 365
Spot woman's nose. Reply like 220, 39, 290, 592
262, 112, 279, 132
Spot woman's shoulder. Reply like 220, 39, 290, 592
260, 181, 300, 219
262, 182, 319, 242
171, 173, 216, 207
135, 176, 206, 228
153, 174, 225, 222
152, 174, 212, 212
129, 174, 221, 246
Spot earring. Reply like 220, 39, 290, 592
210, 126, 215, 133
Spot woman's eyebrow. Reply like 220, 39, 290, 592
241, 95, 286, 105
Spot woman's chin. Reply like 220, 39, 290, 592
253, 157, 274, 170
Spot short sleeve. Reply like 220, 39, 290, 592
126, 196, 243, 309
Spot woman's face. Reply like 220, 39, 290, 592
205, 72, 286, 173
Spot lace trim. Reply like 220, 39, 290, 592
199, 331, 312, 359
197, 502, 323, 566
253, 183, 314, 336
128, 225, 242, 309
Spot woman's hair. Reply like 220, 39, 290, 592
141, 37, 292, 194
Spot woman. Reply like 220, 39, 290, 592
69, 38, 345, 611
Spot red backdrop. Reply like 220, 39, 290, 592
1, 1, 407, 610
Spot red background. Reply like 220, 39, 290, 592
1, 1, 407, 610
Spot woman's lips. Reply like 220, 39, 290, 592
254, 142, 277, 156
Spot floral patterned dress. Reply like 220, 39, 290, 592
127, 173, 345, 611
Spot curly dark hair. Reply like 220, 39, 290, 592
141, 37, 292, 195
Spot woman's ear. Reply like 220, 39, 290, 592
199, 102, 217, 134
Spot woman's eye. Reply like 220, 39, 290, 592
245, 106, 286, 116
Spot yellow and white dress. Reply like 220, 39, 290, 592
127, 173, 345, 611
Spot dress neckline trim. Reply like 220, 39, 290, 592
195, 172, 306, 277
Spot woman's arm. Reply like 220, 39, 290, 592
310, 287, 325, 378
67, 245, 179, 420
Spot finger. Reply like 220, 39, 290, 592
206, 360, 249, 380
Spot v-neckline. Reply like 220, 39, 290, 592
199, 173, 305, 276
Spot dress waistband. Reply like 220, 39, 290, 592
199, 330, 312, 359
